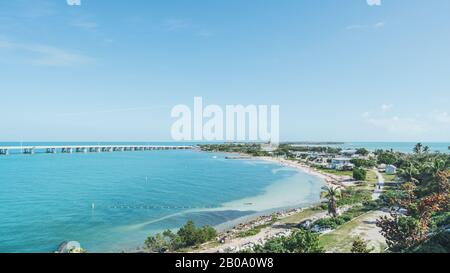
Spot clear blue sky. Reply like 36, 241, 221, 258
0, 0, 449, 142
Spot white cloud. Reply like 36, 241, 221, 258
434, 112, 450, 124
367, 0, 382, 6
67, 0, 81, 6
362, 106, 450, 137
381, 104, 393, 112
364, 115, 429, 135
0, 38, 93, 67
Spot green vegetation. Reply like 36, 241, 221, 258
319, 211, 387, 253
283, 144, 341, 154
193, 143, 449, 253
314, 205, 374, 230
199, 144, 270, 157
375, 149, 400, 165
237, 214, 278, 238
339, 187, 373, 206
365, 170, 378, 184
356, 148, 370, 156
353, 168, 367, 181
351, 158, 376, 168
315, 167, 353, 177
145, 220, 217, 253
410, 231, 450, 253
243, 229, 324, 253
314, 215, 352, 229
376, 144, 450, 253
279, 206, 325, 225
382, 173, 397, 182
351, 237, 373, 253
321, 186, 340, 217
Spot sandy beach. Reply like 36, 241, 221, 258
254, 156, 348, 188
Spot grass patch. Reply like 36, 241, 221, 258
366, 170, 378, 184
237, 227, 264, 238
319, 211, 386, 253
314, 205, 373, 230
338, 187, 372, 206
382, 173, 396, 182
280, 207, 325, 225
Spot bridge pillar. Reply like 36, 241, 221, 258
76, 147, 87, 153
46, 148, 56, 154
62, 148, 73, 154
0, 149, 8, 155
23, 148, 34, 154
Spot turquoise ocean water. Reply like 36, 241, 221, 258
0, 141, 447, 253
0, 143, 324, 253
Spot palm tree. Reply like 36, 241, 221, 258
414, 143, 423, 154
402, 162, 419, 183
321, 186, 340, 217
423, 146, 430, 154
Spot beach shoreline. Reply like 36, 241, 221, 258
252, 156, 347, 188
179, 154, 351, 253
126, 152, 348, 253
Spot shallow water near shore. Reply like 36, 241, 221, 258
0, 147, 324, 253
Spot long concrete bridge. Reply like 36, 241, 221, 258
0, 145, 192, 155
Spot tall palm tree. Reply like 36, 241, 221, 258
423, 146, 430, 154
321, 186, 340, 217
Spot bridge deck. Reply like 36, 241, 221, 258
0, 145, 193, 155
0, 145, 192, 150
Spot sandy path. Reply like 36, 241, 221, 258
322, 210, 389, 253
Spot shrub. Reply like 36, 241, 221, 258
314, 216, 350, 229
351, 237, 373, 253
248, 229, 324, 253
338, 187, 372, 206
353, 168, 367, 181
145, 220, 217, 252
351, 158, 376, 168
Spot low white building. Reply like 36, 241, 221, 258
385, 165, 397, 175
329, 157, 354, 170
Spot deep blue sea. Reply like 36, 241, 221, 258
0, 142, 324, 253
